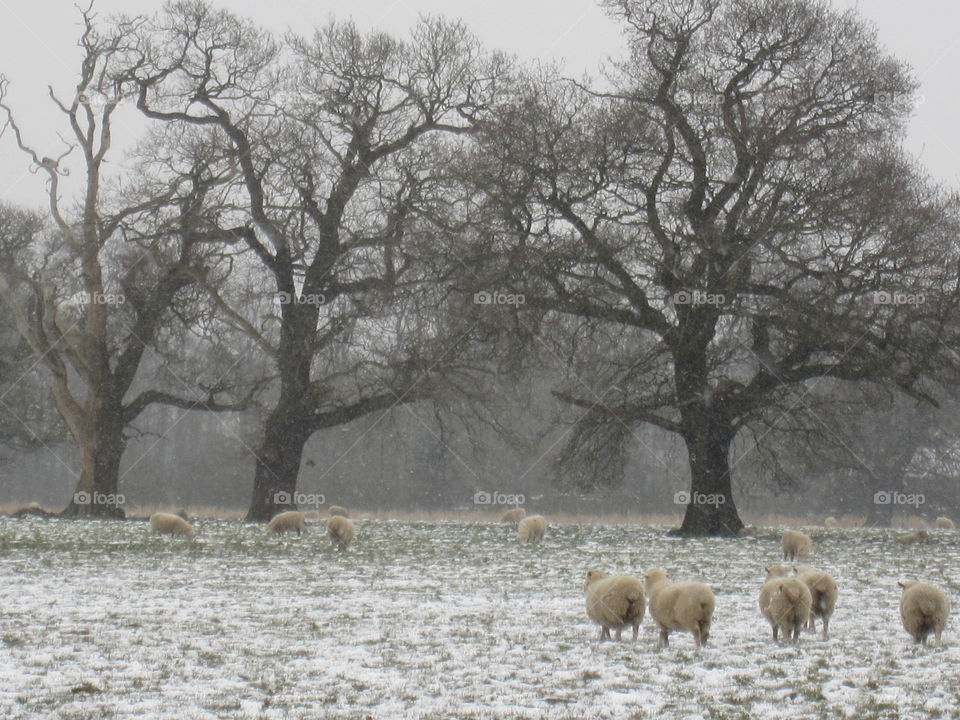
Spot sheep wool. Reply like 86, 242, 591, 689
149, 512, 196, 539
759, 573, 812, 643
935, 517, 955, 530
781, 530, 812, 561
824, 517, 838, 528
895, 529, 928, 544
644, 568, 715, 649
500, 508, 527, 524
584, 569, 645, 642
327, 515, 355, 550
899, 580, 950, 645
517, 515, 547, 543
328, 505, 350, 518
794, 566, 838, 639
266, 511, 305, 535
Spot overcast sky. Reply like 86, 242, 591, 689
1, 0, 958, 208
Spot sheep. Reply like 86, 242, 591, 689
303, 510, 323, 523
737, 525, 755, 537
759, 570, 812, 644
149, 512, 196, 539
935, 517, 955, 530
584, 569, 645, 642
824, 516, 838, 528
895, 529, 928, 544
644, 568, 715, 649
781, 530, 812, 561
517, 515, 547, 543
793, 566, 838, 639
266, 510, 305, 535
500, 507, 527, 524
328, 505, 350, 518
899, 580, 950, 645
327, 515, 355, 550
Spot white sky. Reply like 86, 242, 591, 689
0, 0, 958, 209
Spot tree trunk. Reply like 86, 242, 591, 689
245, 406, 312, 522
61, 401, 126, 518
674, 419, 744, 537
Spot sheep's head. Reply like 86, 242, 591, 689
765, 565, 789, 579
584, 569, 608, 590
644, 568, 668, 593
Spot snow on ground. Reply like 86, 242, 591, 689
0, 517, 958, 719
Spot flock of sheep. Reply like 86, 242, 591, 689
147, 505, 356, 550
583, 526, 952, 649
147, 503, 952, 648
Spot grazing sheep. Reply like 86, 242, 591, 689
584, 569, 645, 642
899, 580, 950, 645
644, 568, 715, 649
759, 569, 812, 644
517, 515, 547, 543
500, 507, 527, 524
149, 512, 196, 539
327, 515, 355, 550
895, 529, 928, 544
328, 505, 349, 518
793, 566, 838, 639
824, 517, 838, 528
303, 510, 322, 523
737, 525, 755, 537
781, 530, 812, 561
266, 511, 305, 535
935, 517, 955, 530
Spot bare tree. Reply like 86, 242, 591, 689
469, 0, 960, 534
0, 7, 253, 516
132, 2, 504, 520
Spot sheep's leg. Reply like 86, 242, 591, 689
821, 616, 830, 640
772, 625, 779, 642
657, 627, 669, 649
600, 626, 611, 642
615, 626, 623, 641
631, 622, 640, 641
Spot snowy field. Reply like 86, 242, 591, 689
0, 517, 958, 719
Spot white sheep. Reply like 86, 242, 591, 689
149, 512, 196, 539
824, 516, 838, 528
328, 505, 350, 518
500, 507, 527, 523
781, 530, 812, 561
517, 515, 547, 543
899, 580, 950, 645
793, 566, 838, 639
327, 515, 355, 550
935, 517, 955, 530
584, 569, 645, 642
895, 529, 928, 544
266, 511, 305, 535
759, 568, 812, 643
644, 568, 715, 649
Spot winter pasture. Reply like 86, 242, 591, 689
0, 517, 958, 719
